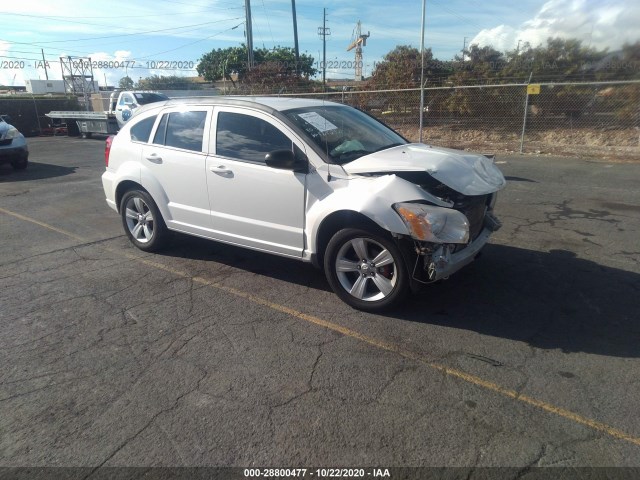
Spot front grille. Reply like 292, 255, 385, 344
459, 196, 488, 241
0, 139, 12, 146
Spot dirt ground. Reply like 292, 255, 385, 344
396, 125, 640, 163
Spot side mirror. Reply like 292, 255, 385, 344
265, 149, 308, 173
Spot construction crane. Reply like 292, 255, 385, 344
346, 21, 370, 81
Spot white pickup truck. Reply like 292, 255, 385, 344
47, 90, 169, 138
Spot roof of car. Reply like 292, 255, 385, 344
153, 96, 342, 112
129, 95, 347, 126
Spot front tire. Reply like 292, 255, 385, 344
120, 190, 167, 252
324, 228, 409, 311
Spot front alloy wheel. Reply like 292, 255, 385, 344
120, 190, 167, 252
324, 228, 408, 310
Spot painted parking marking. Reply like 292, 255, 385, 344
2, 205, 640, 448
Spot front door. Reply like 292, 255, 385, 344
206, 107, 306, 257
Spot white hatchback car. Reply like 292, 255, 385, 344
102, 97, 505, 310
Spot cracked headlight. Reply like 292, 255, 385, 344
394, 202, 470, 244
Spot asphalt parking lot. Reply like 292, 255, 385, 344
1, 137, 639, 473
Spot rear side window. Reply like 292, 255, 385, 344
130, 115, 157, 143
216, 112, 292, 163
152, 111, 207, 152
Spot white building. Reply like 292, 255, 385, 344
25, 79, 101, 95
25, 79, 66, 94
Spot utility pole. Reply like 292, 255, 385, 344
318, 8, 331, 89
41, 49, 49, 80
291, 0, 300, 75
245, 0, 254, 69
462, 37, 468, 64
419, 0, 426, 143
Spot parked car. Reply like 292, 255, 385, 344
102, 97, 505, 310
0, 116, 29, 170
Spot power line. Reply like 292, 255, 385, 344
138, 22, 244, 59
2, 18, 243, 45
429, 0, 500, 37
260, 0, 276, 48
11, 17, 241, 52
155, 0, 241, 9
0, 20, 245, 67
0, 7, 243, 23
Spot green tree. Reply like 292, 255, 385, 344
449, 44, 505, 85
197, 45, 316, 89
118, 76, 135, 89
370, 45, 450, 89
197, 45, 248, 87
367, 45, 450, 117
136, 75, 198, 90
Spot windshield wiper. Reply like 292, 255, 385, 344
336, 150, 372, 163
372, 142, 404, 153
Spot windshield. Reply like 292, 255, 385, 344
284, 106, 407, 164
134, 93, 169, 105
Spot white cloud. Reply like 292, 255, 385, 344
470, 0, 640, 52
0, 41, 28, 86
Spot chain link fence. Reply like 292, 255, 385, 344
262, 80, 640, 160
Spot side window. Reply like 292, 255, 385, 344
153, 114, 168, 145
119, 95, 132, 106
152, 111, 206, 152
216, 112, 292, 163
130, 115, 157, 143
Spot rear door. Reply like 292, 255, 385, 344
205, 107, 307, 257
140, 106, 213, 235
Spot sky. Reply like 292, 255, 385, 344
0, 0, 638, 87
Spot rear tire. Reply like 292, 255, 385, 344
120, 190, 168, 252
324, 227, 409, 311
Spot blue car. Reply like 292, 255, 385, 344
0, 116, 29, 170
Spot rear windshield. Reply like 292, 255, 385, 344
283, 105, 406, 164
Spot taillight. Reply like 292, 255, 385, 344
105, 135, 114, 167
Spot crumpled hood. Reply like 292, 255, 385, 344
342, 143, 506, 196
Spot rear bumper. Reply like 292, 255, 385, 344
102, 171, 118, 212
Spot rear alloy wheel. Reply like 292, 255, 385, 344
120, 190, 167, 252
10, 156, 28, 170
324, 228, 409, 311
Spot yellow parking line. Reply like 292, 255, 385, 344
0, 207, 85, 242
3, 206, 640, 448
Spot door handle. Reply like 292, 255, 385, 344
209, 165, 232, 175
145, 153, 162, 163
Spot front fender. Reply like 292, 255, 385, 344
305, 173, 446, 254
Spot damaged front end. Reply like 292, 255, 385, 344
342, 144, 506, 287
391, 170, 503, 284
